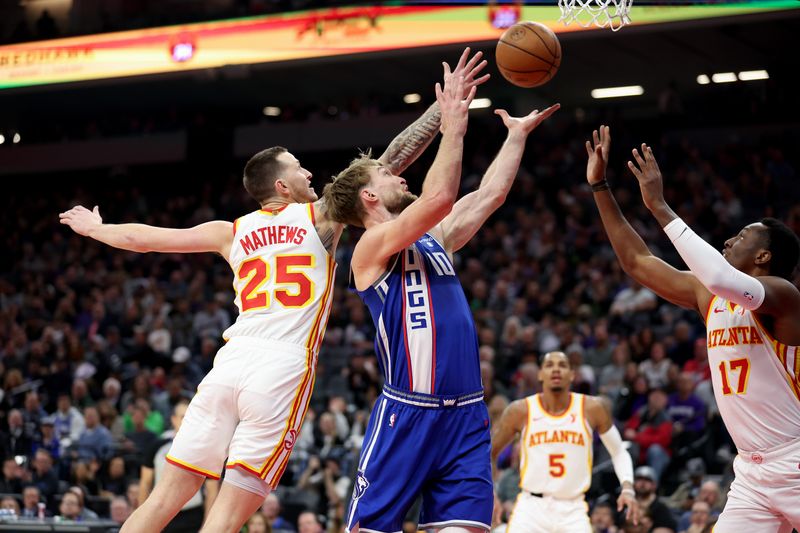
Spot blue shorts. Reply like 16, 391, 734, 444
346, 385, 493, 532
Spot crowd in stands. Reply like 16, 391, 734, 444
1, 106, 799, 533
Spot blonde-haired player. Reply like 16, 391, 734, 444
59, 48, 489, 533
586, 125, 800, 532
491, 351, 639, 532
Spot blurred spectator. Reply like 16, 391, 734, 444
682, 338, 711, 384
0, 495, 20, 515
100, 455, 129, 497
58, 490, 83, 521
677, 480, 722, 531
33, 415, 61, 460
68, 485, 99, 520
110, 495, 133, 525
666, 373, 706, 459
0, 458, 24, 493
679, 501, 711, 533
630, 466, 676, 533
2, 408, 32, 457
297, 510, 324, 533
31, 449, 59, 502
21, 484, 46, 518
76, 406, 115, 461
261, 492, 295, 532
624, 388, 672, 481
247, 511, 271, 533
639, 342, 672, 389
53, 393, 87, 444
667, 457, 706, 512
102, 378, 123, 411
598, 341, 630, 399
590, 500, 618, 533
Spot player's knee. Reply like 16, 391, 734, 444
223, 466, 271, 499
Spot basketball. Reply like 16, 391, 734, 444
495, 21, 562, 88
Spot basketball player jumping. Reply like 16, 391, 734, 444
324, 63, 558, 531
59, 48, 489, 533
491, 351, 639, 532
586, 125, 800, 532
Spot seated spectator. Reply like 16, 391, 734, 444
682, 338, 711, 384
679, 501, 711, 533
297, 510, 324, 533
72, 458, 101, 496
33, 415, 61, 460
247, 511, 271, 533
52, 393, 86, 444
110, 495, 132, 525
624, 388, 672, 481
22, 390, 47, 441
598, 341, 630, 400
31, 448, 59, 502
0, 495, 20, 515
126, 479, 140, 510
0, 457, 24, 493
667, 457, 706, 512
677, 480, 722, 532
2, 408, 33, 458
21, 484, 47, 518
100, 455, 129, 497
667, 373, 707, 459
639, 342, 672, 389
630, 466, 677, 533
58, 490, 83, 521
67, 485, 99, 520
590, 500, 618, 533
610, 281, 657, 317
76, 406, 115, 461
261, 492, 295, 532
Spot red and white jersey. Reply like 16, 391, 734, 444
705, 296, 800, 452
519, 393, 593, 499
222, 203, 336, 351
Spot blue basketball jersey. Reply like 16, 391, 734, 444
358, 233, 482, 396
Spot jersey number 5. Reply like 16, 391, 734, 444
718, 357, 750, 395
238, 255, 315, 311
549, 453, 566, 478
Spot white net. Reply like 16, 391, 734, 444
558, 0, 634, 31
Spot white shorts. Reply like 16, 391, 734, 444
714, 437, 800, 533
166, 336, 316, 489
507, 492, 591, 533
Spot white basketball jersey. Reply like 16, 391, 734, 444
519, 393, 593, 499
705, 296, 800, 452
222, 203, 336, 351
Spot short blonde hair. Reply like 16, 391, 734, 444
323, 153, 381, 227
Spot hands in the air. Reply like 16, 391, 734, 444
436, 61, 476, 137
494, 103, 560, 137
59, 205, 103, 236
628, 143, 667, 212
585, 125, 611, 185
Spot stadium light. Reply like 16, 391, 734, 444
711, 72, 737, 83
590, 85, 644, 99
0, 134, 4, 145
469, 98, 492, 109
12, 133, 20, 144
696, 74, 710, 85
262, 106, 281, 117
403, 93, 422, 104
738, 69, 769, 81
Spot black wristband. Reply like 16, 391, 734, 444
591, 179, 609, 192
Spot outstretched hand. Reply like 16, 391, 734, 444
435, 61, 475, 137
585, 125, 611, 185
494, 103, 560, 137
59, 205, 103, 237
628, 143, 667, 212
618, 489, 640, 526
450, 47, 491, 99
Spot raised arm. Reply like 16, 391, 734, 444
59, 205, 233, 258
490, 399, 527, 480
628, 144, 800, 322
352, 66, 474, 274
377, 47, 489, 175
586, 127, 709, 314
438, 104, 559, 253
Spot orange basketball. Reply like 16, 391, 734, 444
496, 21, 562, 88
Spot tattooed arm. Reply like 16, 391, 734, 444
377, 47, 489, 175
312, 197, 344, 255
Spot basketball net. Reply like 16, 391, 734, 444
558, 0, 633, 31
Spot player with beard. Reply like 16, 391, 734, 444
324, 63, 558, 532
491, 351, 640, 533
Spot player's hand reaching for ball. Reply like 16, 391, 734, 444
59, 205, 103, 237
436, 62, 475, 138
586, 125, 611, 185
628, 144, 667, 213
450, 47, 491, 99
494, 103, 560, 138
